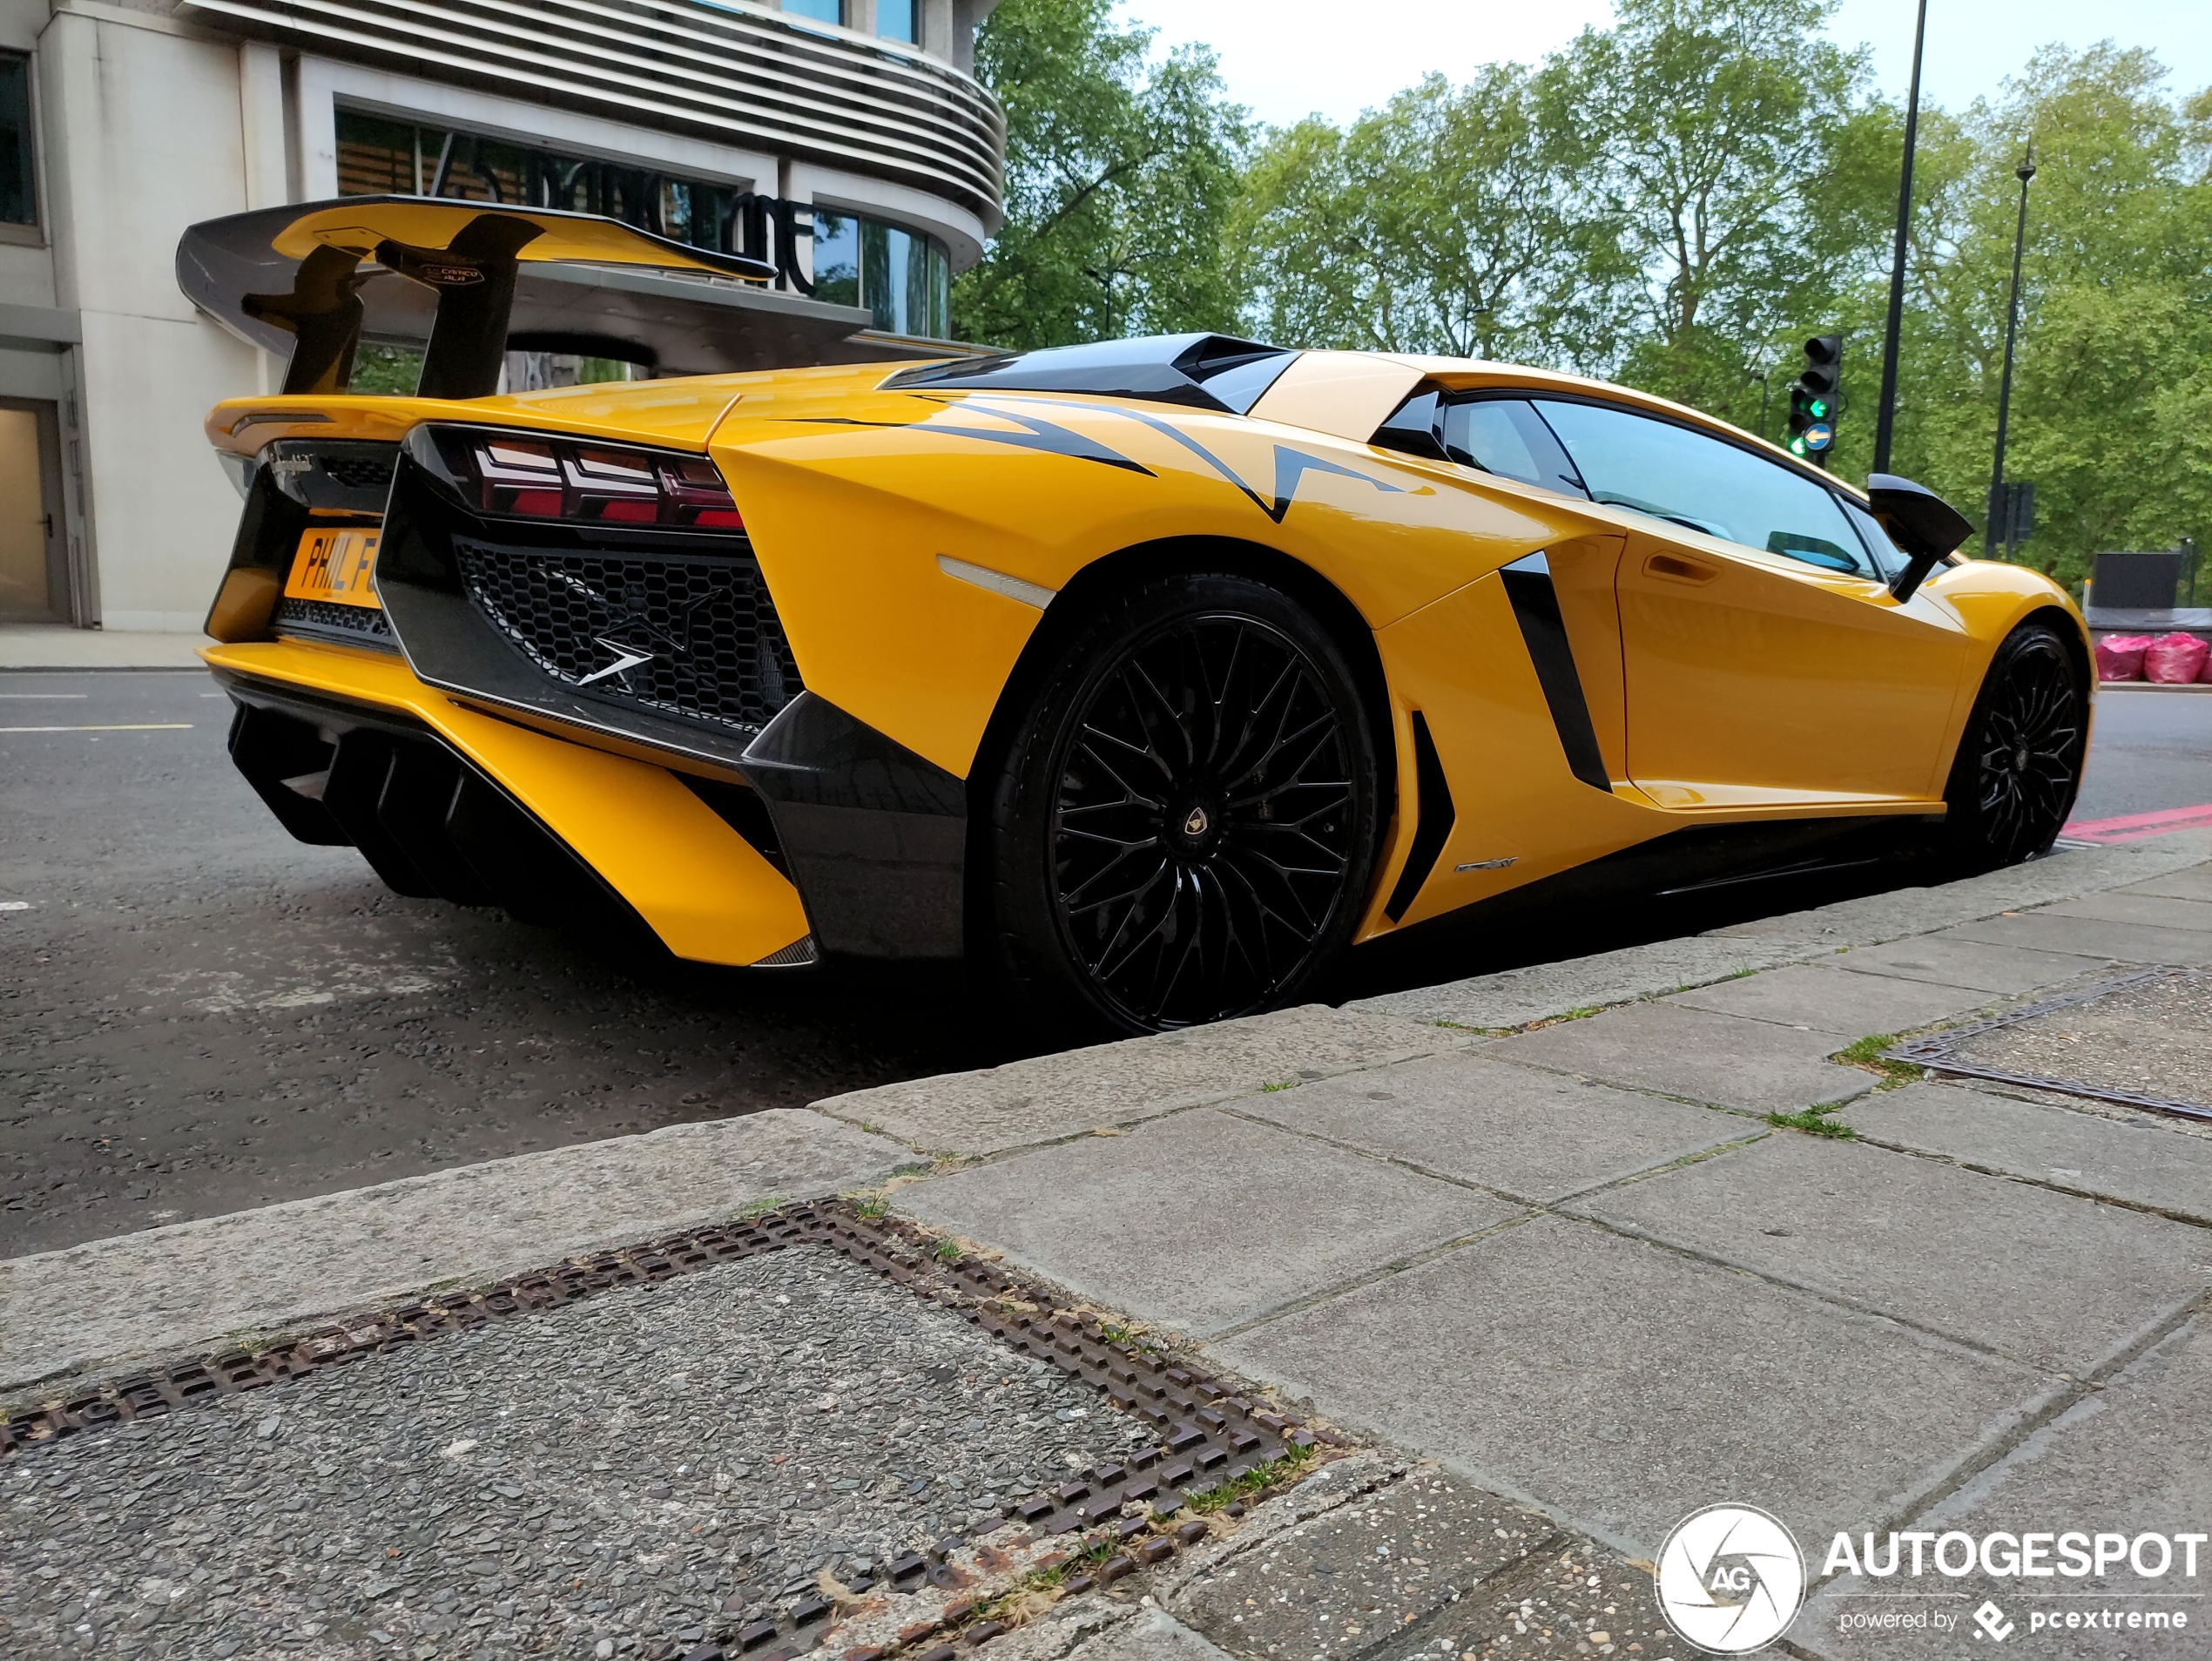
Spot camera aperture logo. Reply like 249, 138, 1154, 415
1656, 1504, 1807, 1653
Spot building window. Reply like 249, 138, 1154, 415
813, 212, 948, 337
335, 111, 953, 340
1, 52, 35, 226
877, 0, 917, 43
782, 0, 843, 22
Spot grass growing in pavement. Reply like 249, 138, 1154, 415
1186, 1441, 1320, 1513
1833, 1033, 1925, 1084
849, 1193, 889, 1219
934, 1238, 962, 1263
1766, 1104, 1857, 1139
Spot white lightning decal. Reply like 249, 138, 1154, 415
577, 638, 656, 687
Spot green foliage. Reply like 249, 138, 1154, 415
1231, 70, 1626, 365
350, 343, 423, 396
962, 1, 2209, 577
1862, 44, 2212, 588
954, 0, 1250, 347
1539, 0, 1890, 423
1833, 1033, 1925, 1083
1767, 1104, 1858, 1138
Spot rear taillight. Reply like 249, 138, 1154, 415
456, 432, 744, 531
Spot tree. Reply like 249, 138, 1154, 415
1539, 0, 1898, 429
1867, 45, 2212, 589
953, 0, 1249, 348
1230, 71, 1627, 368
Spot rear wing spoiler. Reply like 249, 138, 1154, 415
177, 198, 939, 397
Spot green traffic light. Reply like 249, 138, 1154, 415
1809, 399, 1829, 418
1789, 437, 1807, 455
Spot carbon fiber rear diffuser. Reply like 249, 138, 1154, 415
1885, 967, 2212, 1123
2, 1200, 1334, 1661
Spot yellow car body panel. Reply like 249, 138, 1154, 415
200, 638, 810, 966
195, 342, 2088, 983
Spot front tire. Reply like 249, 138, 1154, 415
1939, 620, 2088, 872
987, 573, 1381, 1036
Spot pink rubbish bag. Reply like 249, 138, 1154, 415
2144, 631, 2209, 685
2095, 635, 2154, 680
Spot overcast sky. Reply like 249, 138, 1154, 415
1115, 0, 2212, 130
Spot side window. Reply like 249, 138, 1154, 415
1531, 399, 1876, 578
1840, 497, 1907, 578
1440, 398, 1586, 497
1, 51, 34, 227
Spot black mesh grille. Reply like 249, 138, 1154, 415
321, 455, 396, 493
274, 597, 394, 640
455, 543, 801, 733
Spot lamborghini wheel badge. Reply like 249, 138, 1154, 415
1049, 615, 1356, 1029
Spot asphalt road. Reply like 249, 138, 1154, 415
5, 669, 2208, 1260
0, 671, 992, 1259
2073, 685, 2212, 823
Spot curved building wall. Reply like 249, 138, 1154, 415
0, 0, 1003, 631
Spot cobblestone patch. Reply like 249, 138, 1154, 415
0, 1249, 1158, 1659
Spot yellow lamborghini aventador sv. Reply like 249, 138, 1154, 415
181, 200, 2090, 1036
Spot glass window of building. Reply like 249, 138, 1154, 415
1, 52, 34, 226
782, 0, 844, 22
812, 212, 860, 308
860, 220, 948, 336
877, 0, 917, 42
335, 111, 952, 341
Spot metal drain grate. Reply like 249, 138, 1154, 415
1886, 967, 2212, 1122
2, 1200, 1328, 1661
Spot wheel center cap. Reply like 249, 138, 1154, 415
1183, 806, 1211, 838
2013, 744, 2031, 773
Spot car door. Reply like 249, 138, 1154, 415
1528, 397, 1973, 807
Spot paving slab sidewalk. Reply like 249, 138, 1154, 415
890, 842, 2212, 1655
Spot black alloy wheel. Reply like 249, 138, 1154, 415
1942, 621, 2087, 872
988, 573, 1380, 1036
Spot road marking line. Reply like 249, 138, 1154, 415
0, 692, 90, 699
0, 723, 195, 733
2062, 802, 2212, 845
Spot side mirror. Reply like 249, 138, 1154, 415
1867, 473, 1973, 602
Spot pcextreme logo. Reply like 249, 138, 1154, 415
1656, 1504, 1807, 1653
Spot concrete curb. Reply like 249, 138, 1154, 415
813, 1003, 1462, 1157
0, 1108, 919, 1399
1350, 828, 2212, 1031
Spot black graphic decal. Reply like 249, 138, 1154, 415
789, 404, 1154, 476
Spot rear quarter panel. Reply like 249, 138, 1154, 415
710, 387, 1613, 780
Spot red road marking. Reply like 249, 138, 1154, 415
2063, 802, 2212, 844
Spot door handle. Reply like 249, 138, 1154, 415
1643, 550, 1716, 584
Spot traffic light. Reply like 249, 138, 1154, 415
1786, 334, 1843, 469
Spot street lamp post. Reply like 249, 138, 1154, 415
1871, 0, 1929, 475
1985, 144, 2036, 559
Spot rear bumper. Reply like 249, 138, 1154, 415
205, 638, 813, 968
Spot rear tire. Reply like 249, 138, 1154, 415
1939, 621, 2088, 873
986, 572, 1381, 1037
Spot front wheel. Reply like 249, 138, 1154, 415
986, 573, 1382, 1036
1939, 621, 2088, 873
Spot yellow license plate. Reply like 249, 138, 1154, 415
286, 528, 381, 608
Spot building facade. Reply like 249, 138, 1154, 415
0, 0, 1002, 631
